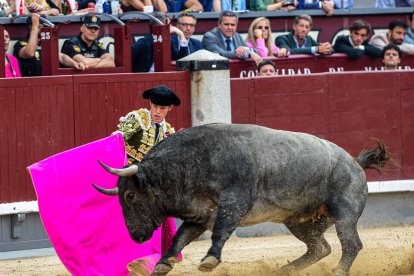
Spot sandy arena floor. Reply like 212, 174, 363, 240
1, 225, 413, 276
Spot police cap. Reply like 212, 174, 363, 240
142, 86, 181, 106
82, 15, 101, 28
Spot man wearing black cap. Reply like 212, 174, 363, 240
61, 15, 115, 69
13, 13, 85, 77
115, 85, 181, 164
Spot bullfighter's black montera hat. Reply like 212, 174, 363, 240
142, 86, 181, 106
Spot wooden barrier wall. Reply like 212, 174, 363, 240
1, 70, 413, 203
231, 70, 414, 181
0, 72, 191, 203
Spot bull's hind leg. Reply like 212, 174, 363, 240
280, 217, 333, 273
153, 222, 206, 275
333, 220, 362, 276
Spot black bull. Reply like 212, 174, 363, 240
93, 123, 389, 276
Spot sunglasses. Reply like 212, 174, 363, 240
256, 26, 269, 30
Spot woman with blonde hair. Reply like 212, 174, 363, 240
246, 17, 289, 57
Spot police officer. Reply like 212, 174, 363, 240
13, 14, 85, 77
61, 15, 115, 69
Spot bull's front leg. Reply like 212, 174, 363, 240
152, 222, 206, 275
199, 199, 248, 272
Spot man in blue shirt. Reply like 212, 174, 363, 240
164, 0, 203, 12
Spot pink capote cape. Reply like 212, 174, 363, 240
27, 133, 178, 276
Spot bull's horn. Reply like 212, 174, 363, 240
98, 160, 138, 176
92, 183, 119, 195
91, 183, 119, 195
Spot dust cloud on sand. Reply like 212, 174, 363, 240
1, 225, 413, 276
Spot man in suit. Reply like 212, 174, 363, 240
333, 20, 382, 59
275, 14, 332, 55
202, 11, 262, 65
171, 12, 202, 60
132, 12, 189, 72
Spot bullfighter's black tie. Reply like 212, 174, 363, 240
155, 123, 160, 141
226, 38, 231, 51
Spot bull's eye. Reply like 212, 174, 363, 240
125, 192, 135, 202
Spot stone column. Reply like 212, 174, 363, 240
176, 50, 231, 126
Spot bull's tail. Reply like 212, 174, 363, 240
355, 139, 390, 172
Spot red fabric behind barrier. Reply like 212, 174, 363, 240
231, 70, 414, 181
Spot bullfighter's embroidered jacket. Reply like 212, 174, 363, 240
116, 108, 175, 164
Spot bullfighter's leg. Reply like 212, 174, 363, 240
281, 217, 333, 273
153, 222, 206, 275
199, 198, 250, 272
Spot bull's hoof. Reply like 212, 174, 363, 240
333, 268, 348, 276
152, 263, 173, 276
198, 256, 221, 272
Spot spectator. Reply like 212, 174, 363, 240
246, 17, 289, 57
12, 0, 60, 15
13, 14, 85, 77
172, 12, 202, 59
0, 0, 14, 16
333, 19, 382, 59
369, 19, 414, 55
250, 0, 298, 11
257, 59, 276, 76
61, 15, 115, 69
131, 12, 190, 72
163, 0, 203, 12
4, 29, 21, 78
199, 0, 213, 11
404, 11, 414, 44
202, 11, 262, 65
375, 0, 395, 7
120, 0, 167, 13
215, 0, 246, 11
275, 14, 332, 55
382, 43, 402, 70
298, 0, 334, 16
